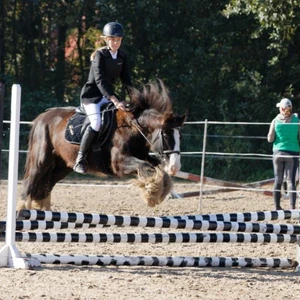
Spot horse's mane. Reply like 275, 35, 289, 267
130, 79, 173, 114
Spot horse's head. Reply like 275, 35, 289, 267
151, 113, 187, 175
128, 80, 187, 176
117, 79, 189, 207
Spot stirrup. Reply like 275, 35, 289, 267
73, 160, 87, 174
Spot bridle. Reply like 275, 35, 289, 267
151, 128, 181, 158
124, 114, 180, 159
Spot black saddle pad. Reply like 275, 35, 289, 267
65, 103, 116, 147
65, 113, 89, 144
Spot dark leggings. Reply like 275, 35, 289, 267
273, 150, 299, 209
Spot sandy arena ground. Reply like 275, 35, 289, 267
1, 178, 300, 300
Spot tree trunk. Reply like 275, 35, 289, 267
55, 23, 67, 103
0, 0, 6, 76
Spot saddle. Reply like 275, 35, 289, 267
65, 102, 116, 150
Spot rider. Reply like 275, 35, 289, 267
73, 21, 133, 174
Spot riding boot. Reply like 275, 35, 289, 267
73, 126, 98, 174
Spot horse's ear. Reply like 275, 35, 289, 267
172, 113, 187, 128
161, 112, 174, 128
178, 113, 187, 126
162, 113, 187, 129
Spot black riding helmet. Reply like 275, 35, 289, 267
103, 22, 124, 37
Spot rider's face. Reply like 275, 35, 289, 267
106, 37, 123, 52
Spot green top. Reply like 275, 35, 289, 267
273, 114, 300, 152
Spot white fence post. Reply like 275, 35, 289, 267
0, 84, 40, 269
198, 119, 208, 212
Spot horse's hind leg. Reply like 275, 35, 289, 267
18, 169, 53, 212
18, 160, 72, 212
16, 198, 29, 211
17, 194, 51, 211
31, 194, 51, 211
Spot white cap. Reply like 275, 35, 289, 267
276, 98, 292, 108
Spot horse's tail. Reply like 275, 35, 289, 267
26, 114, 54, 173
23, 122, 34, 178
21, 113, 53, 202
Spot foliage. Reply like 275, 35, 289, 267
224, 0, 300, 60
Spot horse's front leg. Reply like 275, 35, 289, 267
146, 154, 161, 167
111, 149, 172, 207
110, 146, 152, 176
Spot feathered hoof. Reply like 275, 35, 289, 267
16, 195, 52, 216
131, 167, 173, 207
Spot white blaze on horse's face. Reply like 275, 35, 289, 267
164, 129, 181, 175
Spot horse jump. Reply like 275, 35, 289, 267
3, 208, 300, 245
1, 208, 300, 269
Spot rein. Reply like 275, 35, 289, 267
124, 114, 153, 145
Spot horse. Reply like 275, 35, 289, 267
17, 80, 186, 211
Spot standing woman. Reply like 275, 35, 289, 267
74, 22, 133, 174
267, 98, 300, 210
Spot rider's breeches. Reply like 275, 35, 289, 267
83, 97, 109, 132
